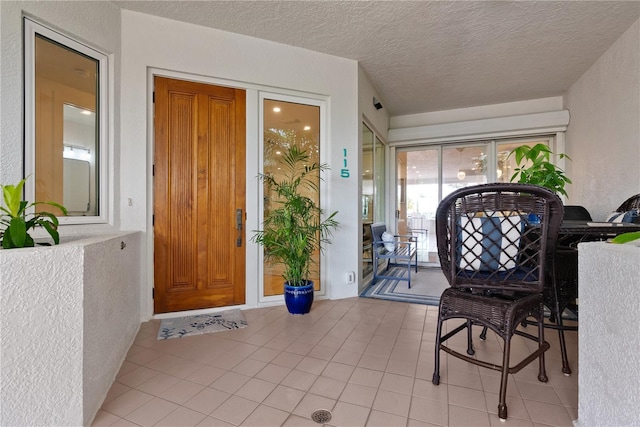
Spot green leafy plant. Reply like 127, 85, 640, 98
253, 145, 339, 286
0, 177, 67, 249
509, 143, 572, 197
611, 231, 640, 244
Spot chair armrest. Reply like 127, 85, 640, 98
395, 234, 418, 242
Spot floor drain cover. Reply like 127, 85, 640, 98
311, 409, 332, 423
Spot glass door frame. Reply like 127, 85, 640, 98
257, 91, 328, 305
391, 135, 558, 267
361, 120, 388, 292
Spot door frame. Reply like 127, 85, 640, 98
257, 91, 329, 305
144, 68, 331, 319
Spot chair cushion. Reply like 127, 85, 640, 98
457, 214, 523, 272
381, 231, 396, 251
606, 209, 639, 223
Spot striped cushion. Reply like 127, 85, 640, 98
457, 214, 524, 272
606, 209, 639, 223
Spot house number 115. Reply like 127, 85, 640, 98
341, 148, 350, 178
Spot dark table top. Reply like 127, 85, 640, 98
560, 220, 640, 234
558, 220, 640, 246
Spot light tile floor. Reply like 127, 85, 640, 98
93, 297, 578, 427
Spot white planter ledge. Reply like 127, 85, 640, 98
0, 232, 141, 426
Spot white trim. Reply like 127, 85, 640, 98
23, 17, 110, 225
388, 110, 570, 145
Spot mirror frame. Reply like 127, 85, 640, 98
23, 17, 109, 225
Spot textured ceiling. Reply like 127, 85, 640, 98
112, 1, 640, 116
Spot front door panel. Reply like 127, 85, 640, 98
154, 77, 246, 313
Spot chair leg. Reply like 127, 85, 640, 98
551, 287, 572, 376
537, 311, 549, 383
498, 337, 511, 421
466, 320, 475, 356
479, 326, 488, 340
555, 316, 571, 376
432, 315, 444, 385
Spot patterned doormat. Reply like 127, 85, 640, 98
157, 308, 248, 340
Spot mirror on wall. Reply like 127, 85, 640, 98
24, 18, 108, 222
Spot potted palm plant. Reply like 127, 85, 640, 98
0, 177, 67, 248
253, 145, 339, 315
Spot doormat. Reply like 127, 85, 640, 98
157, 308, 248, 340
360, 267, 447, 306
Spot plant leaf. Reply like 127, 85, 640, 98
7, 217, 27, 248
610, 231, 640, 244
39, 220, 60, 245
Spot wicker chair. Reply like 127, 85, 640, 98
432, 183, 563, 421
615, 194, 640, 222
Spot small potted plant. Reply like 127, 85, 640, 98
0, 177, 67, 248
253, 145, 339, 315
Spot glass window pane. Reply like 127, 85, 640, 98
362, 124, 374, 278
442, 145, 488, 199
373, 136, 385, 223
397, 148, 439, 264
263, 99, 321, 297
361, 125, 386, 280
496, 140, 548, 183
34, 34, 99, 216
362, 125, 374, 223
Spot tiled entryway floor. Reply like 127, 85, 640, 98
93, 297, 578, 426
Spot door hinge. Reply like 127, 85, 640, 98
152, 164, 155, 176
152, 214, 155, 226
152, 91, 155, 103
152, 288, 155, 299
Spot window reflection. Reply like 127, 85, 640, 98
263, 99, 321, 297
62, 105, 95, 214
32, 30, 99, 216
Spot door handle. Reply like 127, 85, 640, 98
236, 208, 243, 247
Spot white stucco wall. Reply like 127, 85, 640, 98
0, 243, 84, 425
0, 232, 141, 426
82, 233, 141, 426
359, 65, 390, 137
564, 19, 640, 220
119, 10, 361, 318
577, 241, 640, 426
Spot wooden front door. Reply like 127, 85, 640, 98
153, 76, 246, 313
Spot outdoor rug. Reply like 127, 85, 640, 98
361, 266, 580, 320
360, 267, 448, 306
157, 308, 248, 340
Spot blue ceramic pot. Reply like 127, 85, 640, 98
527, 212, 541, 224
284, 281, 314, 315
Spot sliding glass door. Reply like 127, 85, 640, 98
396, 144, 487, 265
396, 137, 552, 266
